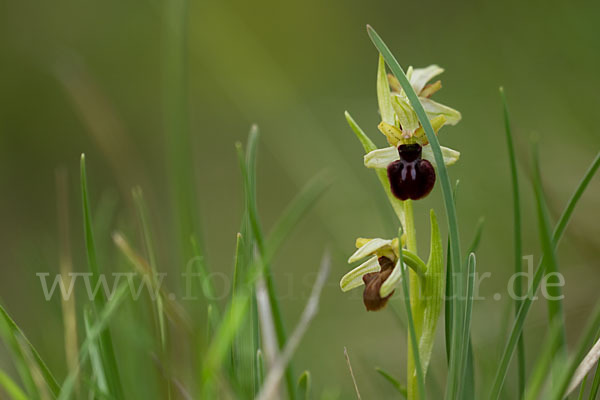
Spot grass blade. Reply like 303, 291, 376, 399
256, 252, 330, 400
297, 370, 312, 400
588, 361, 600, 399
80, 154, 124, 399
366, 26, 464, 399
0, 369, 28, 400
344, 347, 362, 400
500, 87, 526, 399
490, 152, 600, 399
236, 127, 296, 400
397, 225, 426, 399
375, 367, 407, 398
549, 303, 600, 400
531, 143, 567, 361
0, 303, 60, 398
58, 284, 129, 400
458, 253, 476, 397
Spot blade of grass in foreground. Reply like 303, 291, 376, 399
375, 367, 408, 398
80, 154, 124, 400
397, 226, 426, 400
58, 284, 129, 400
549, 303, 600, 400
236, 128, 296, 400
532, 143, 566, 359
500, 87, 526, 399
0, 369, 28, 400
0, 303, 60, 398
202, 130, 330, 397
366, 25, 465, 399
457, 253, 476, 398
523, 321, 563, 400
490, 152, 600, 399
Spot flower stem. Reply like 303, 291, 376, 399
404, 200, 424, 399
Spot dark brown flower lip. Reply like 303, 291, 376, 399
362, 256, 396, 311
387, 143, 436, 201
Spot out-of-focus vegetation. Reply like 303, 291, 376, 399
0, 0, 599, 398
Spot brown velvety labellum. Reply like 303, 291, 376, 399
362, 256, 395, 311
387, 143, 436, 200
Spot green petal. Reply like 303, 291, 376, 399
377, 54, 395, 126
422, 145, 460, 167
379, 260, 403, 298
410, 65, 444, 95
392, 94, 420, 133
340, 256, 380, 292
348, 238, 393, 263
420, 98, 462, 126
364, 146, 398, 169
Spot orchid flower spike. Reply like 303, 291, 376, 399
369, 55, 462, 200
340, 237, 406, 311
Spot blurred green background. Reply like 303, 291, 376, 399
1, 0, 599, 397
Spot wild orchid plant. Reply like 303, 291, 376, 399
341, 29, 463, 399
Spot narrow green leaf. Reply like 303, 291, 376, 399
0, 303, 60, 398
58, 284, 129, 400
297, 371, 311, 400
458, 253, 476, 398
419, 210, 444, 375
83, 308, 108, 395
397, 225, 426, 400
588, 362, 600, 399
0, 369, 28, 400
80, 154, 123, 400
490, 152, 600, 399
344, 110, 405, 224
375, 367, 407, 398
256, 350, 265, 389
500, 87, 526, 399
549, 303, 600, 400
531, 143, 566, 357
132, 187, 167, 351
524, 321, 566, 400
366, 26, 464, 399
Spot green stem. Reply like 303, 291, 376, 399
405, 200, 423, 400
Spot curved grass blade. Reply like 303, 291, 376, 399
366, 26, 464, 399
0, 303, 60, 398
500, 87, 526, 399
490, 152, 600, 399
375, 367, 407, 398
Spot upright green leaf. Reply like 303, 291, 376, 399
490, 152, 600, 399
297, 371, 311, 400
500, 87, 526, 399
80, 154, 124, 400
